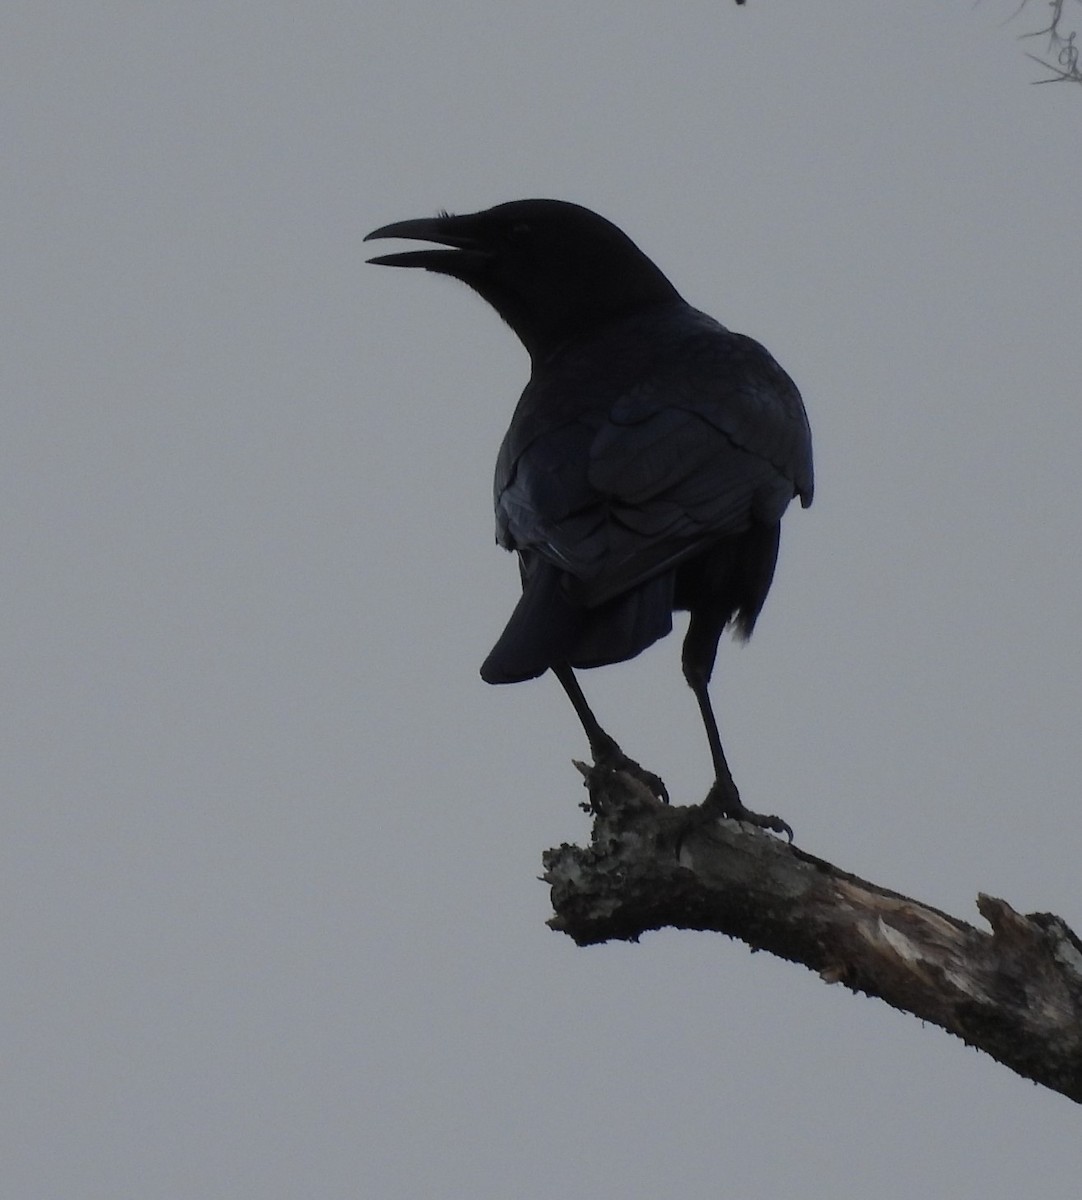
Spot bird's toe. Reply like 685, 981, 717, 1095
702, 781, 793, 842
591, 743, 669, 805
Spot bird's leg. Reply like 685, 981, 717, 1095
552, 662, 669, 803
682, 618, 793, 841
688, 675, 793, 841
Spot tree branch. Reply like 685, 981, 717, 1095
543, 765, 1082, 1104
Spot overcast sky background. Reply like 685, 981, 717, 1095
4, 4, 1081, 1198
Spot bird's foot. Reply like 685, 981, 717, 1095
701, 780, 793, 842
588, 737, 669, 805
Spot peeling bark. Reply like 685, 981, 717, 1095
543, 765, 1082, 1104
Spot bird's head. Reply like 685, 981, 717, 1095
365, 199, 681, 361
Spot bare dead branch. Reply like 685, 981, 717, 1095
543, 765, 1082, 1104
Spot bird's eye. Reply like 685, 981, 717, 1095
508, 222, 532, 244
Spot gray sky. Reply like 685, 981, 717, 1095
4, 4, 1081, 1198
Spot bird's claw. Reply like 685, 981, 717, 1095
702, 781, 793, 842
591, 745, 669, 805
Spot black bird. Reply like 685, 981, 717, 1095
366, 200, 812, 836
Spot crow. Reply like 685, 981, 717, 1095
366, 200, 812, 837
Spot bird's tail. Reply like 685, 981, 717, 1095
480, 559, 584, 684
480, 558, 673, 684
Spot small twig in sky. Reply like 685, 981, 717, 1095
1014, 0, 1082, 82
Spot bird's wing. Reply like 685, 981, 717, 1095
603, 328, 813, 506
495, 322, 812, 607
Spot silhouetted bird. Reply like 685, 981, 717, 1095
366, 200, 812, 836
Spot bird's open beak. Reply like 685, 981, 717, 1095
364, 215, 493, 271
